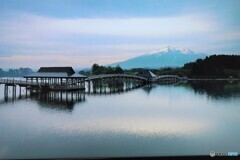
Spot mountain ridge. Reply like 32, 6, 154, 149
109, 46, 207, 69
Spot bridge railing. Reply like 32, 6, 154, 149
0, 74, 184, 86
0, 78, 19, 84
85, 74, 183, 81
155, 75, 182, 80
86, 74, 148, 81
49, 85, 84, 90
0, 78, 48, 86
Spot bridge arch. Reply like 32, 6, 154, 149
154, 75, 182, 85
155, 75, 182, 81
85, 74, 148, 82
85, 74, 148, 93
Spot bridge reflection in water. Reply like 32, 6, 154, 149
1, 88, 86, 111
0, 74, 182, 96
29, 91, 86, 111
1, 74, 184, 112
85, 74, 147, 94
0, 80, 148, 111
87, 80, 145, 94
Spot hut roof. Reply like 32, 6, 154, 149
38, 67, 75, 75
24, 67, 87, 78
139, 70, 157, 78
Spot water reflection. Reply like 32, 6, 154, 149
142, 84, 157, 95
0, 90, 86, 112
29, 91, 86, 112
140, 80, 240, 100
155, 80, 183, 85
0, 81, 145, 111
1, 81, 240, 106
0, 80, 240, 159
189, 80, 240, 99
89, 81, 144, 95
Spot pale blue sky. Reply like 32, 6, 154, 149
0, 0, 240, 68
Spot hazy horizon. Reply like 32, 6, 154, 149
1, 0, 240, 69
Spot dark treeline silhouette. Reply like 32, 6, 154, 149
184, 55, 240, 78
0, 68, 34, 77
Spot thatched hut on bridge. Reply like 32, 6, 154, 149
24, 67, 86, 91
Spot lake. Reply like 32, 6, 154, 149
0, 79, 240, 159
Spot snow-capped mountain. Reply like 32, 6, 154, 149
148, 46, 194, 55
109, 46, 207, 69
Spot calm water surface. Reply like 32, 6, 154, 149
0, 80, 240, 159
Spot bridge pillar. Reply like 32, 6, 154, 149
13, 85, 16, 99
87, 81, 91, 93
60, 91, 63, 102
66, 92, 68, 101
25, 86, 27, 98
103, 82, 106, 94
19, 86, 21, 97
71, 91, 74, 101
4, 85, 8, 99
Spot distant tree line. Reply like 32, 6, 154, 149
0, 68, 34, 77
184, 55, 240, 78
78, 55, 240, 78
2, 55, 238, 79
79, 64, 124, 75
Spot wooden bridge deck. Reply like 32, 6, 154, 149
0, 79, 84, 91
156, 75, 182, 79
0, 79, 38, 86
0, 74, 183, 91
86, 74, 148, 81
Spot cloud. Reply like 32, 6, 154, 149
0, 13, 216, 40
211, 30, 240, 41
0, 12, 239, 68
0, 55, 126, 68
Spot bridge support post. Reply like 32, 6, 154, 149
71, 91, 73, 101
25, 86, 28, 98
19, 86, 22, 97
87, 81, 91, 93
4, 85, 8, 100
99, 80, 103, 94
66, 92, 68, 101
60, 91, 63, 102
104, 80, 107, 94
12, 85, 16, 99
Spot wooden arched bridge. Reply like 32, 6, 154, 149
86, 74, 183, 83
0, 74, 183, 88
0, 74, 184, 96
0, 74, 183, 85
85, 74, 148, 93
0, 66, 186, 101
